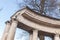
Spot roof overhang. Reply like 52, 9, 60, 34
11, 7, 60, 28
11, 7, 60, 34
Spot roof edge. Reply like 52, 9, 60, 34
11, 6, 60, 20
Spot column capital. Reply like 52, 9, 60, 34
55, 34, 60, 37
11, 18, 18, 23
54, 32, 60, 40
55, 31, 60, 35
5, 21, 10, 24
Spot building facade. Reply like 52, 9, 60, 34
1, 7, 60, 40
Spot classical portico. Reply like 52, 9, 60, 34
1, 7, 60, 40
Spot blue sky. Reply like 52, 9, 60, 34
0, 0, 24, 39
0, 0, 54, 40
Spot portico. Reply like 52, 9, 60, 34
1, 7, 60, 40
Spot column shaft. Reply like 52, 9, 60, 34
32, 30, 38, 40
29, 33, 33, 40
7, 19, 18, 40
1, 21, 11, 40
54, 34, 60, 40
39, 35, 44, 40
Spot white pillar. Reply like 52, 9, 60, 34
7, 18, 18, 40
29, 33, 33, 40
32, 30, 38, 40
39, 35, 44, 40
1, 21, 11, 40
54, 34, 60, 40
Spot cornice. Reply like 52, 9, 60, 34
22, 12, 60, 28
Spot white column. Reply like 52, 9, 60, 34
54, 34, 60, 40
39, 35, 44, 40
32, 30, 38, 40
29, 33, 33, 40
1, 21, 11, 40
7, 18, 18, 40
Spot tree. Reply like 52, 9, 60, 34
16, 0, 57, 16
44, 0, 57, 16
24, 0, 45, 14
23, 0, 57, 16
17, 0, 60, 19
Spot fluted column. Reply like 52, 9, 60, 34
54, 34, 60, 40
39, 35, 44, 40
32, 30, 38, 40
29, 33, 33, 40
7, 18, 18, 40
1, 21, 11, 40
